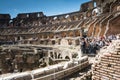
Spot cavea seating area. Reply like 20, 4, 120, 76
0, 0, 120, 46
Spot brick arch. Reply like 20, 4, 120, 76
103, 3, 111, 13
75, 30, 80, 37
68, 31, 74, 37
54, 52, 57, 59
49, 33, 54, 38
50, 52, 54, 58
61, 32, 67, 37
58, 53, 62, 59
65, 56, 70, 60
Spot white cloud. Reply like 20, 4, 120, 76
13, 9, 20, 12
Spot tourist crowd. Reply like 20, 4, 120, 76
80, 34, 120, 54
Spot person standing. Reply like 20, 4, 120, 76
80, 38, 86, 54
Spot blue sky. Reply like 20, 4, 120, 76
0, 0, 90, 18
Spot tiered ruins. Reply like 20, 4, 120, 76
0, 0, 119, 45
0, 0, 120, 80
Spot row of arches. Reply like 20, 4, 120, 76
48, 49, 79, 61
48, 50, 70, 60
87, 11, 120, 37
